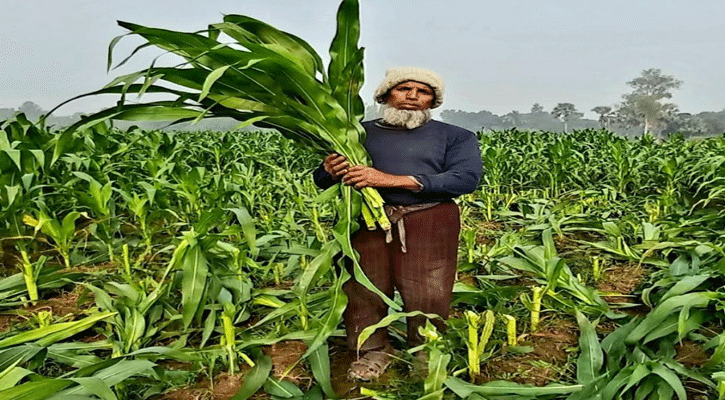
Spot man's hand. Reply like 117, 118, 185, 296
323, 153, 350, 180
342, 166, 421, 191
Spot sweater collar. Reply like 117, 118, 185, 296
373, 119, 433, 131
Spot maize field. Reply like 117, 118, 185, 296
1, 0, 725, 398
1, 118, 725, 400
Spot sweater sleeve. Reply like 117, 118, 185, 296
312, 162, 339, 190
412, 130, 482, 196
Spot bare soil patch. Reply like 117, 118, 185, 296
676, 340, 710, 368
479, 320, 578, 386
596, 262, 647, 304
263, 340, 312, 387
158, 370, 254, 400
473, 221, 506, 246
0, 285, 92, 333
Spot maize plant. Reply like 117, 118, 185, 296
503, 314, 517, 346
49, 0, 397, 313
464, 309, 494, 378
529, 286, 545, 332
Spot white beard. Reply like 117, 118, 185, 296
381, 105, 432, 129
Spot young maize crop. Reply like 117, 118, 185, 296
48, 0, 398, 313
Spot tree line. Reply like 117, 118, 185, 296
369, 69, 725, 139
4, 69, 724, 138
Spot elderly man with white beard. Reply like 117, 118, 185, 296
313, 67, 483, 381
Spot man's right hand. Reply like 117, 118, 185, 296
323, 153, 350, 180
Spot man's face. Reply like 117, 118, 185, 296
385, 81, 435, 111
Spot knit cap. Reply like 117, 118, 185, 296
373, 67, 444, 109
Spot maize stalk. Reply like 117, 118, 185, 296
221, 303, 236, 375
503, 314, 517, 346
464, 310, 481, 377
51, 0, 400, 315
479, 310, 495, 356
464, 310, 495, 378
530, 286, 545, 332
19, 250, 38, 305
122, 244, 131, 277
592, 256, 601, 281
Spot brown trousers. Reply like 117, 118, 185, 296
343, 201, 460, 351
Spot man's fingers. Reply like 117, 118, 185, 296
331, 161, 349, 172
345, 175, 366, 185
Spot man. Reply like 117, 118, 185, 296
313, 67, 482, 380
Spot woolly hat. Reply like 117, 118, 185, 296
374, 67, 444, 109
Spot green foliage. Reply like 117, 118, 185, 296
4, 111, 725, 398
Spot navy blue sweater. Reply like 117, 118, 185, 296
313, 119, 482, 205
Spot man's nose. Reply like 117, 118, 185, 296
406, 89, 419, 99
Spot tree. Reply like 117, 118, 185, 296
440, 109, 502, 132
0, 108, 14, 120
591, 106, 613, 130
551, 103, 583, 133
502, 110, 523, 128
17, 101, 45, 121
531, 103, 544, 114
660, 113, 707, 138
617, 69, 682, 137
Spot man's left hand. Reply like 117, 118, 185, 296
342, 166, 420, 191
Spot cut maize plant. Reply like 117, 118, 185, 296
530, 286, 545, 332
464, 309, 495, 378
503, 314, 517, 346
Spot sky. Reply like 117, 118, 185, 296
2, 0, 724, 120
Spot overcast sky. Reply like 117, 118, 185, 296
2, 0, 724, 119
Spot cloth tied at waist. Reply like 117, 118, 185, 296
383, 202, 441, 252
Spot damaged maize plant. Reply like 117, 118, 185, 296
48, 0, 400, 354
221, 302, 237, 375
19, 250, 43, 305
464, 310, 495, 378
530, 286, 545, 332
503, 314, 518, 346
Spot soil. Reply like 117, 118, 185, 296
478, 319, 578, 386
159, 340, 314, 400
473, 221, 506, 246
327, 337, 423, 399
0, 285, 93, 333
262, 340, 312, 388
596, 262, 648, 304
675, 340, 710, 368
